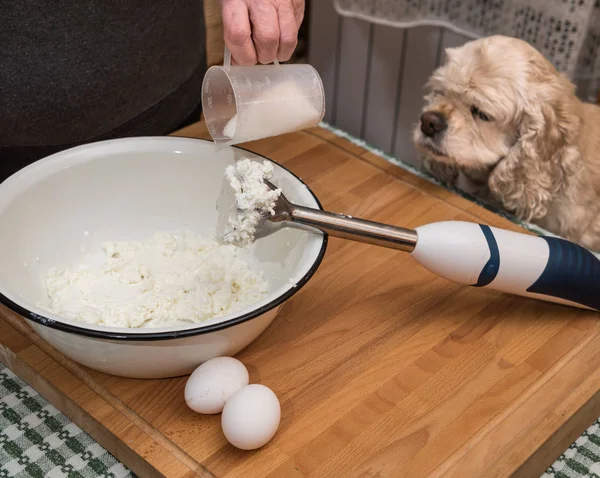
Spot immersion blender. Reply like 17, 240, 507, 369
263, 181, 600, 312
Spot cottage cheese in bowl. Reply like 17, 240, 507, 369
44, 158, 285, 329
45, 231, 269, 328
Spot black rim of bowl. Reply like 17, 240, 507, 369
0, 139, 329, 341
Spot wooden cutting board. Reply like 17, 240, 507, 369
1, 122, 599, 478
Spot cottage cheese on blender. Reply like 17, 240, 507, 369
45, 231, 268, 328
221, 159, 282, 247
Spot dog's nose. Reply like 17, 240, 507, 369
420, 111, 447, 137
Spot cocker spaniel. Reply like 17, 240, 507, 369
413, 35, 600, 251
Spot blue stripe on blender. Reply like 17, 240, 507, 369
473, 225, 500, 287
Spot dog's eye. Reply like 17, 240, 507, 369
470, 105, 491, 122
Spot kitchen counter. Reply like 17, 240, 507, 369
1, 122, 599, 477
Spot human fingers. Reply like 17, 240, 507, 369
276, 2, 298, 61
221, 0, 258, 65
248, 1, 280, 64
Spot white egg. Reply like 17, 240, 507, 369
184, 357, 249, 414
221, 384, 281, 450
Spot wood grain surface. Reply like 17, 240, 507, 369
1, 122, 600, 478
204, 0, 224, 67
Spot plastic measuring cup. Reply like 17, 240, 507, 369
202, 48, 325, 148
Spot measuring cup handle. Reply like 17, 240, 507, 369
223, 46, 232, 70
223, 45, 281, 68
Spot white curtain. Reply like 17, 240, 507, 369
334, 0, 600, 101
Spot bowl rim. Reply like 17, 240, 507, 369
0, 137, 328, 341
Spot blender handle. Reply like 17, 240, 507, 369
412, 221, 600, 311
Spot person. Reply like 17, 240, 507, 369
221, 0, 305, 66
0, 0, 305, 181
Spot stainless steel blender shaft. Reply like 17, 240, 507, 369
265, 181, 418, 252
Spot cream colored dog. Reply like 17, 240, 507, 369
413, 35, 600, 250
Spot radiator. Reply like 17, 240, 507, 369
308, 1, 593, 169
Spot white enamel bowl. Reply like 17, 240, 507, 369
0, 137, 327, 378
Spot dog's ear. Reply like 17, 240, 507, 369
443, 47, 459, 64
488, 76, 580, 222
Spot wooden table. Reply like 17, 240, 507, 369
1, 122, 599, 478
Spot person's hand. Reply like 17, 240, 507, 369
221, 0, 305, 65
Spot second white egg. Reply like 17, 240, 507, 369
221, 384, 281, 450
184, 357, 249, 414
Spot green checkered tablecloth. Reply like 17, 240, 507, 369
0, 363, 134, 478
543, 422, 600, 478
1, 360, 600, 477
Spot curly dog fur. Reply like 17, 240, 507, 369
413, 35, 600, 250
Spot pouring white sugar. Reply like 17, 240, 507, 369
221, 81, 321, 141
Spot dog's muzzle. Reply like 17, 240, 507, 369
420, 111, 447, 139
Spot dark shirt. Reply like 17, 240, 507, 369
0, 1, 207, 179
